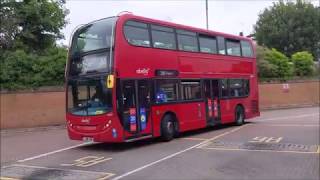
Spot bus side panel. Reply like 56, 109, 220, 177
151, 103, 207, 137
219, 99, 234, 124
175, 102, 206, 132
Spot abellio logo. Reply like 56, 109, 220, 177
136, 68, 150, 76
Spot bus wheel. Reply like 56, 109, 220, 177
161, 115, 175, 141
235, 106, 244, 126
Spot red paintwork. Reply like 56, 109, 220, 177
66, 14, 260, 143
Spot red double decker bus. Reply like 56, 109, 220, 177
65, 13, 259, 143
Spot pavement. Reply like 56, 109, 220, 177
0, 107, 319, 180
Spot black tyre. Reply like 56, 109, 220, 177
235, 106, 245, 126
161, 115, 175, 141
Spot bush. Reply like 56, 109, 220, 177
257, 46, 276, 78
291, 51, 314, 76
0, 47, 67, 90
257, 47, 294, 79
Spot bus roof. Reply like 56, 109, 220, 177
117, 13, 253, 42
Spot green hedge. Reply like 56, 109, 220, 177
257, 46, 316, 80
0, 47, 67, 90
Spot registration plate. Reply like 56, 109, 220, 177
82, 137, 94, 143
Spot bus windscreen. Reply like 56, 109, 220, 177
67, 77, 112, 116
69, 17, 117, 76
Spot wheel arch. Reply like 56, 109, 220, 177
235, 103, 245, 119
161, 111, 180, 135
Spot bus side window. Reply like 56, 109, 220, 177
229, 79, 244, 97
151, 25, 176, 50
226, 39, 241, 56
199, 35, 217, 54
180, 80, 201, 101
124, 21, 151, 47
244, 79, 250, 96
220, 79, 229, 98
217, 36, 226, 55
177, 30, 199, 52
155, 80, 179, 103
241, 41, 254, 57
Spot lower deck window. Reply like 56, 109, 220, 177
230, 79, 244, 97
181, 81, 201, 100
155, 80, 179, 103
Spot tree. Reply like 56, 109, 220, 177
291, 51, 314, 76
254, 0, 320, 59
0, 0, 69, 51
0, 0, 69, 90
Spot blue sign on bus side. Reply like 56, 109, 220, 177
140, 108, 147, 130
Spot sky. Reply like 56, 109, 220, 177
59, 0, 319, 46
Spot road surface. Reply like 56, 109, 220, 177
1, 107, 319, 180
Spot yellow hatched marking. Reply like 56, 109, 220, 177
0, 177, 20, 180
61, 156, 112, 167
96, 173, 115, 180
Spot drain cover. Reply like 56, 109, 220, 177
0, 165, 114, 180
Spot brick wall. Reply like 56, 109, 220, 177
259, 81, 319, 109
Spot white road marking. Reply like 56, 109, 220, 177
112, 113, 319, 179
112, 125, 248, 180
17, 142, 91, 163
8, 112, 318, 179
254, 113, 319, 122
199, 147, 319, 154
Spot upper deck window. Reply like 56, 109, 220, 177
217, 36, 226, 55
177, 30, 198, 52
241, 40, 254, 57
151, 25, 176, 50
199, 35, 217, 54
124, 21, 150, 47
71, 17, 117, 55
69, 17, 117, 76
226, 39, 241, 56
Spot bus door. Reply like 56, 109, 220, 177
204, 79, 220, 126
219, 79, 233, 123
119, 80, 152, 139
212, 79, 221, 124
